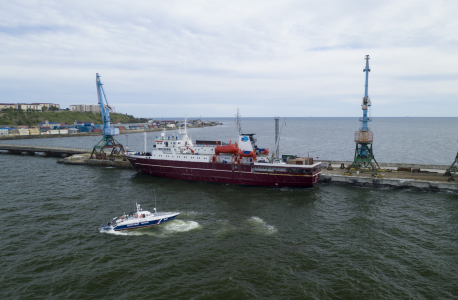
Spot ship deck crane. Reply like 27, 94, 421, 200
348, 55, 381, 174
90, 73, 125, 159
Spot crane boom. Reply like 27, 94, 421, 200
96, 73, 119, 137
90, 73, 124, 159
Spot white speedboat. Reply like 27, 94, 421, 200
101, 203, 179, 231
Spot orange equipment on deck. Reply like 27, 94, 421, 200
258, 148, 269, 155
215, 142, 238, 155
236, 151, 257, 164
212, 141, 239, 163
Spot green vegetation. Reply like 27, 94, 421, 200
0, 109, 149, 127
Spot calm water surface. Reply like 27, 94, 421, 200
1, 118, 458, 299
3, 117, 458, 164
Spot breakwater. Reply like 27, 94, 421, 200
321, 160, 450, 171
319, 172, 457, 192
0, 144, 92, 156
319, 161, 457, 192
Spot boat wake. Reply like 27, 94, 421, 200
162, 220, 200, 233
99, 220, 200, 237
214, 216, 277, 236
246, 216, 278, 235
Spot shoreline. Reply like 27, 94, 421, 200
0, 125, 214, 141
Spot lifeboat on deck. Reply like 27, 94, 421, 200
212, 141, 239, 163
215, 142, 238, 155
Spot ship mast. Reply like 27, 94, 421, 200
236, 108, 242, 136
184, 114, 187, 134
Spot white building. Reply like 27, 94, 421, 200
0, 129, 8, 136
69, 105, 101, 113
18, 103, 43, 111
31, 103, 60, 110
0, 103, 59, 111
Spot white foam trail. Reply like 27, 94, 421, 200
163, 220, 200, 233
101, 229, 148, 236
99, 220, 200, 237
181, 211, 204, 216
246, 216, 278, 235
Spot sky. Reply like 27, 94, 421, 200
1, 0, 457, 118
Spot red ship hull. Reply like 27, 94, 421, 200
127, 157, 320, 187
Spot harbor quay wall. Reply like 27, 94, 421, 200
319, 173, 458, 192
320, 160, 450, 171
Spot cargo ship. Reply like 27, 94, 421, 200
126, 114, 321, 187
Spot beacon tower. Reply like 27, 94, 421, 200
349, 55, 380, 173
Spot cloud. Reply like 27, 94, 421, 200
0, 0, 457, 117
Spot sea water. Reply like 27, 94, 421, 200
1, 117, 458, 299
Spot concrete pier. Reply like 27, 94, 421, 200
0, 144, 91, 156
320, 160, 450, 171
57, 154, 132, 169
319, 173, 458, 192
319, 161, 458, 192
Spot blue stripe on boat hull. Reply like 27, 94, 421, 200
111, 215, 178, 231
